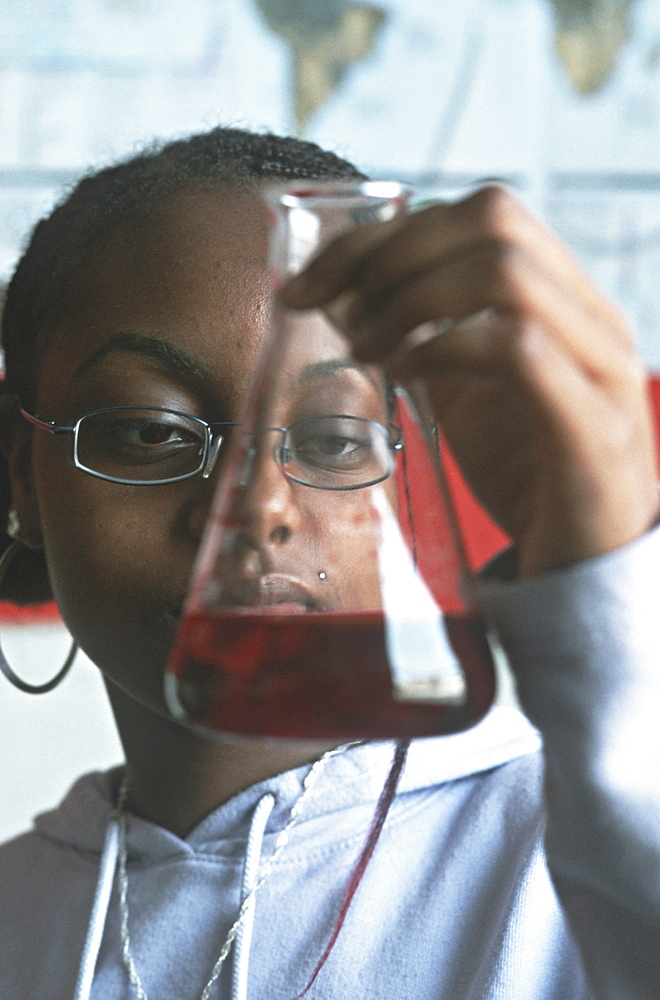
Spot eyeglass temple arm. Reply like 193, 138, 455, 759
19, 408, 73, 435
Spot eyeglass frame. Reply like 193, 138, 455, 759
19, 404, 403, 491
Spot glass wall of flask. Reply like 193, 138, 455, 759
165, 181, 496, 740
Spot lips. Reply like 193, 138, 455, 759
231, 602, 309, 615
217, 574, 321, 612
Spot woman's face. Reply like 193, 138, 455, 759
20, 188, 393, 715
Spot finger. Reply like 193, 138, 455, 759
346, 241, 635, 386
282, 186, 630, 345
385, 312, 557, 398
279, 214, 404, 306
395, 311, 655, 508
395, 316, 658, 571
493, 326, 659, 571
393, 311, 643, 425
348, 187, 630, 341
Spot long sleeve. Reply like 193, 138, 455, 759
477, 526, 660, 1000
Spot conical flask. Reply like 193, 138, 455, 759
165, 181, 496, 740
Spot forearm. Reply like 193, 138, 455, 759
478, 526, 660, 999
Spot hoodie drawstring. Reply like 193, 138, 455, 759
73, 815, 120, 1000
232, 792, 276, 1000
72, 794, 275, 1000
73, 743, 357, 1000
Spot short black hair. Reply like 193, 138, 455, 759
2, 126, 365, 410
0, 125, 365, 602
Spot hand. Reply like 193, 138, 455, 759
279, 186, 660, 577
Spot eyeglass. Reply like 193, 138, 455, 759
20, 405, 402, 490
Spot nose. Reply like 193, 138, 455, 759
232, 437, 302, 548
185, 435, 302, 549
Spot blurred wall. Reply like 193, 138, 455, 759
1, 0, 659, 841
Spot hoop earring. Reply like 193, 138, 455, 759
0, 541, 77, 694
7, 509, 21, 540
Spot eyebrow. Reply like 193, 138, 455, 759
295, 358, 382, 394
76, 335, 382, 405
75, 332, 211, 388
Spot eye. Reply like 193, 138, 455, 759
104, 416, 201, 450
78, 408, 206, 470
310, 434, 365, 458
124, 420, 194, 447
288, 417, 373, 471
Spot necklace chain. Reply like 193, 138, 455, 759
116, 743, 359, 1000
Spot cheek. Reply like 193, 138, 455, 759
302, 495, 384, 607
33, 457, 192, 690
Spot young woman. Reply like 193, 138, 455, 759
0, 126, 658, 1000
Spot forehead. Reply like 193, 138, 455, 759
81, 185, 269, 298
35, 186, 385, 425
37, 188, 272, 408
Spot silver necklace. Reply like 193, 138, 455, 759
116, 743, 358, 1000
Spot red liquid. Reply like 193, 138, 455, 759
167, 609, 496, 740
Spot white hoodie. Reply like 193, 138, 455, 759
1, 527, 659, 1000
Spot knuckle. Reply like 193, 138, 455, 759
596, 342, 648, 394
474, 310, 540, 374
467, 184, 518, 234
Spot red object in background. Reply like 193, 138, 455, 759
0, 600, 60, 623
2, 377, 659, 623
394, 393, 509, 578
442, 449, 510, 571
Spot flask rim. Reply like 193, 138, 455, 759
265, 179, 412, 210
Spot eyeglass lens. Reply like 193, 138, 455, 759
280, 416, 393, 489
75, 408, 208, 483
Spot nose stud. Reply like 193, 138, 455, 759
318, 571, 327, 580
